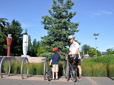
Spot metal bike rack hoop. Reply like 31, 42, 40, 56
44, 58, 48, 80
21, 57, 29, 79
0, 56, 11, 78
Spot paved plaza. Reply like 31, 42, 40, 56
0, 74, 114, 85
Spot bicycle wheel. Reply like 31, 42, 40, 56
44, 58, 48, 80
47, 70, 52, 81
63, 61, 67, 79
66, 59, 69, 81
71, 67, 77, 82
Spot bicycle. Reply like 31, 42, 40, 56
47, 65, 53, 81
63, 55, 78, 82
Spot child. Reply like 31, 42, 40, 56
49, 47, 61, 80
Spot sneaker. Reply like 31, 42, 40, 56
78, 77, 82, 81
56, 77, 58, 80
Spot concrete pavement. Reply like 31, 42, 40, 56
0, 74, 114, 85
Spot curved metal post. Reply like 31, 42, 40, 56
66, 59, 69, 81
0, 56, 11, 78
44, 58, 48, 80
21, 57, 29, 79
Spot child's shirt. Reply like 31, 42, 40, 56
51, 53, 61, 65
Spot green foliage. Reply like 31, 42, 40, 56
40, 52, 53, 60
28, 36, 41, 56
92, 63, 107, 77
81, 62, 93, 77
83, 55, 114, 65
82, 61, 107, 77
41, 0, 79, 53
82, 55, 114, 77
9, 19, 23, 56
36, 43, 47, 57
81, 44, 90, 54
0, 18, 9, 56
109, 64, 114, 77
97, 50, 101, 57
3, 57, 114, 77
28, 35, 32, 55
88, 47, 96, 56
29, 63, 44, 75
106, 48, 114, 55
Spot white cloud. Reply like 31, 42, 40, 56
108, 46, 114, 49
100, 10, 113, 15
21, 23, 39, 28
83, 10, 113, 17
94, 13, 101, 16
21, 23, 30, 27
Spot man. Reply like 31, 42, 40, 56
65, 35, 82, 81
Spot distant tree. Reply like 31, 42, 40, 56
8, 19, 23, 56
81, 44, 90, 54
31, 39, 41, 56
97, 50, 101, 57
89, 47, 96, 57
36, 42, 47, 57
106, 48, 114, 55
28, 35, 32, 55
0, 18, 9, 56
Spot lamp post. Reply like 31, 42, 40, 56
93, 33, 99, 57
7, 34, 12, 57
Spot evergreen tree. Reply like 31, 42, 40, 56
36, 42, 47, 57
41, 0, 79, 55
31, 39, 41, 56
28, 35, 32, 55
8, 19, 23, 56
0, 18, 9, 56
33, 39, 37, 51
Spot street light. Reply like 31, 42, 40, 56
93, 33, 99, 57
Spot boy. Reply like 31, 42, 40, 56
49, 47, 61, 80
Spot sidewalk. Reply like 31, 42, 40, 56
0, 74, 114, 85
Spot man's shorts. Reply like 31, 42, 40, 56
52, 64, 59, 72
68, 54, 81, 65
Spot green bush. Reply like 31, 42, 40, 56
83, 55, 114, 65
29, 63, 44, 75
109, 64, 114, 77
3, 60, 10, 73
81, 62, 93, 77
2, 55, 114, 77
92, 63, 107, 77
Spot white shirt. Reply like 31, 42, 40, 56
69, 42, 81, 59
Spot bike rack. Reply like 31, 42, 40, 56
66, 59, 69, 81
0, 56, 11, 78
21, 57, 29, 79
44, 58, 48, 80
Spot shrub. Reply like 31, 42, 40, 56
81, 62, 93, 77
92, 63, 107, 77
109, 64, 114, 77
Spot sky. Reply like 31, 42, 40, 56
0, 0, 114, 52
